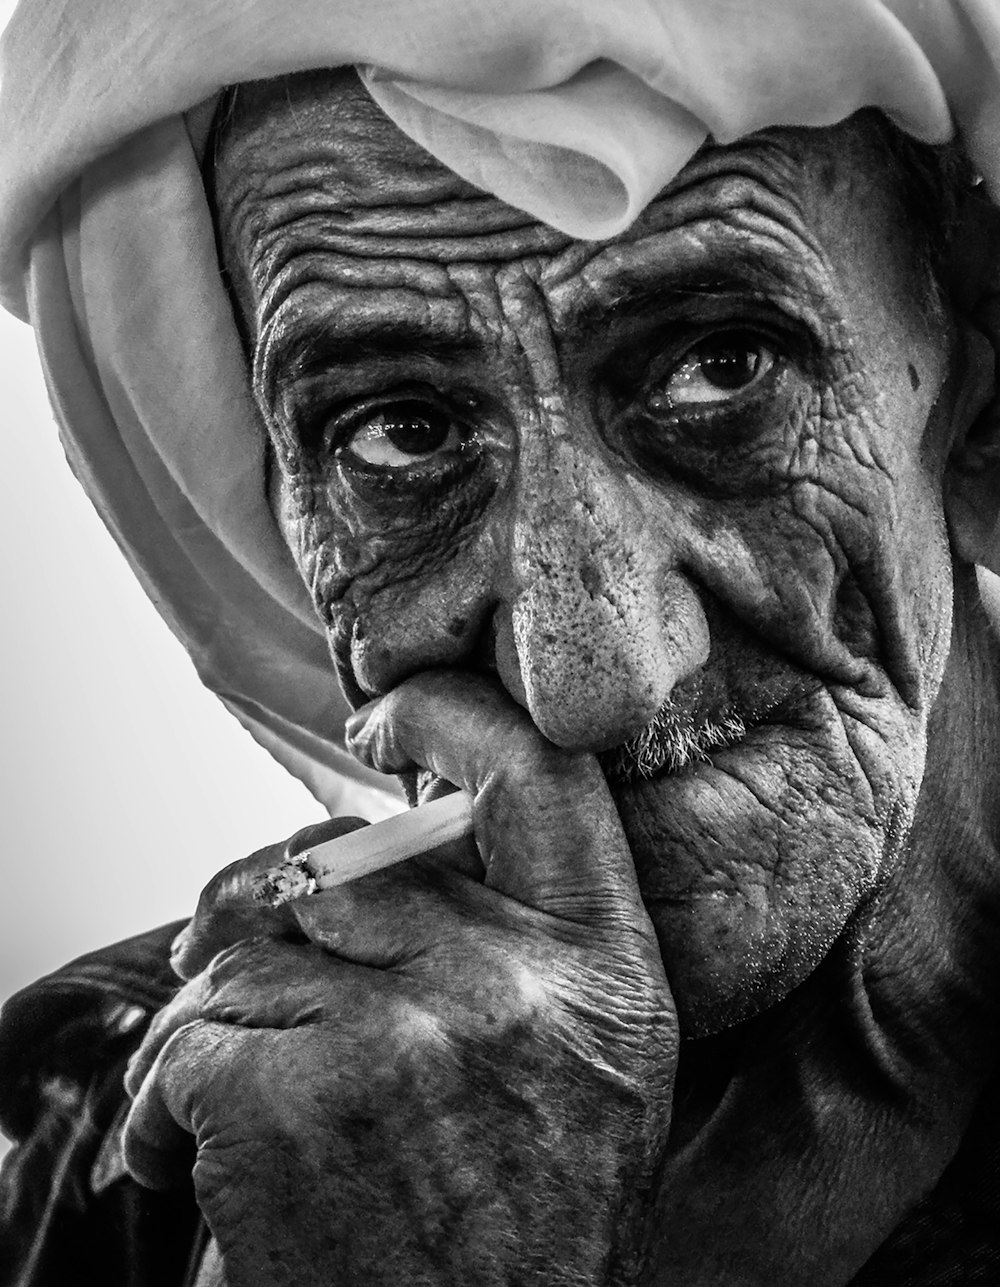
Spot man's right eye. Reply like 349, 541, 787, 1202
337, 399, 469, 469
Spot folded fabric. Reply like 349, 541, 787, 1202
0, 0, 998, 815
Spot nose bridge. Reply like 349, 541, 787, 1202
512, 427, 624, 589
506, 429, 709, 751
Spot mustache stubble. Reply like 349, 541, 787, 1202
598, 702, 748, 784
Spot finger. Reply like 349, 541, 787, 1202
128, 935, 417, 1106
125, 972, 215, 1102
123, 940, 408, 1188
346, 671, 648, 928
124, 1020, 233, 1190
171, 817, 369, 980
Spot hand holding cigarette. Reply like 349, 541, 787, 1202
128, 673, 675, 1286
251, 791, 475, 906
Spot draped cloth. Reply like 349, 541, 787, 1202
1, 1, 999, 816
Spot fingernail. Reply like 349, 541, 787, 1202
169, 924, 192, 974
124, 1049, 145, 1100
344, 699, 378, 747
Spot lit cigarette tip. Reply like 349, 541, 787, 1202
251, 791, 475, 908
252, 854, 318, 907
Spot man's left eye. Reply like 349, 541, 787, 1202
343, 400, 466, 468
650, 330, 776, 411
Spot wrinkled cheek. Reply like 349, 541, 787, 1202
328, 537, 503, 699
692, 481, 932, 713
640, 849, 881, 1038
274, 466, 502, 698
275, 463, 504, 694
889, 478, 954, 695
616, 709, 924, 1036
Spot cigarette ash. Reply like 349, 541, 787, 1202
251, 852, 319, 907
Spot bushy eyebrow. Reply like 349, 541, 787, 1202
260, 236, 829, 410
264, 322, 484, 401
567, 253, 826, 340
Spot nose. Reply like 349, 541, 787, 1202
496, 437, 710, 752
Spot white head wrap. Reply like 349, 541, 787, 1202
1, 0, 998, 815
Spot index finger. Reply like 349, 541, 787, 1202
347, 670, 651, 930
171, 817, 368, 980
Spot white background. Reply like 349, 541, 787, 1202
0, 311, 325, 998
0, 2, 338, 1148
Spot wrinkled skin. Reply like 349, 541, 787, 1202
125, 71, 1000, 1284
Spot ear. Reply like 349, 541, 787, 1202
943, 190, 1000, 573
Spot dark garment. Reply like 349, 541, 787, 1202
1, 925, 999, 1286
0, 924, 207, 1286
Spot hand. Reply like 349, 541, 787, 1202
123, 671, 677, 1286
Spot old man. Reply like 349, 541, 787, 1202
3, 2, 1000, 1285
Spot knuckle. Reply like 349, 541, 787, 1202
502, 960, 552, 1026
201, 936, 279, 991
387, 995, 451, 1060
463, 958, 552, 1040
157, 1016, 211, 1066
195, 854, 256, 915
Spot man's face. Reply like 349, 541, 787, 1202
214, 72, 968, 1035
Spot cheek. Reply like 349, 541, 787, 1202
274, 463, 504, 695
618, 698, 922, 1034
686, 373, 952, 714
346, 541, 501, 694
615, 400, 953, 1032
883, 437, 955, 693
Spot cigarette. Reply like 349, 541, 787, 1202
251, 791, 475, 907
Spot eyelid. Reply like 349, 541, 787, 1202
600, 318, 807, 478
654, 316, 792, 369
292, 382, 473, 456
636, 312, 818, 419
649, 340, 786, 428
654, 335, 777, 410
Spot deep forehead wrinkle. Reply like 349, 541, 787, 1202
253, 181, 836, 369
214, 68, 834, 279
214, 68, 573, 280
214, 69, 899, 369
538, 131, 829, 298
223, 136, 825, 269
234, 160, 838, 366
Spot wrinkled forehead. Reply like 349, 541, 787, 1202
209, 66, 922, 343
212, 69, 535, 239
211, 67, 861, 238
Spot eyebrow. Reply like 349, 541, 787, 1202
265, 320, 484, 401
263, 236, 827, 402
570, 254, 824, 338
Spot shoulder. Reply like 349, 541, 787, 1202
0, 922, 210, 1287
0, 920, 185, 1144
